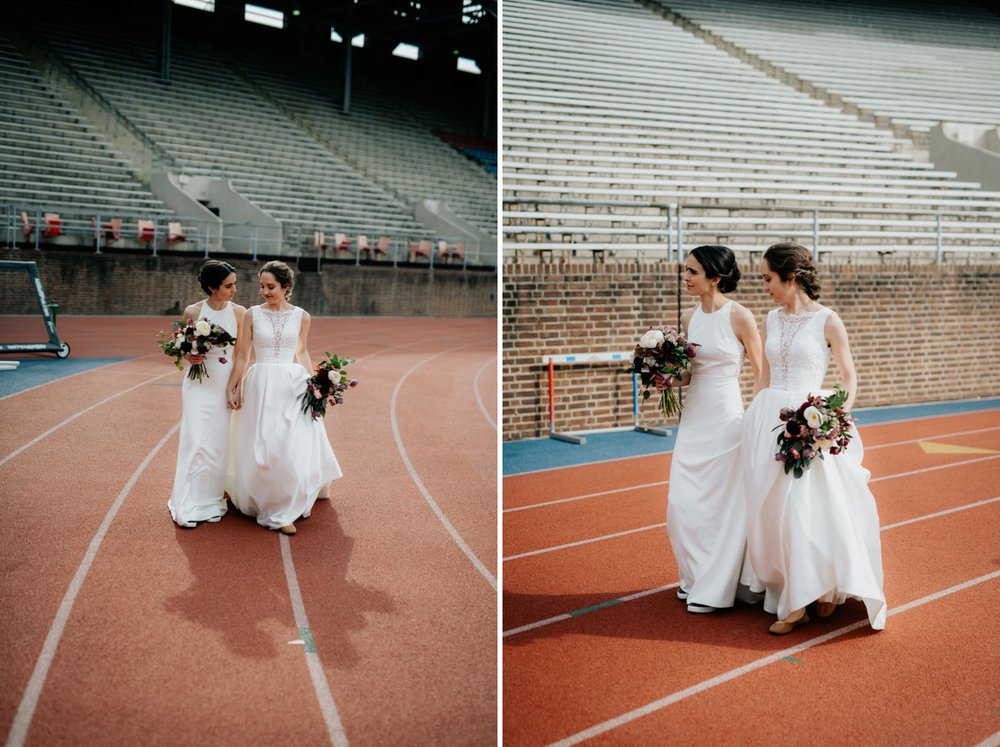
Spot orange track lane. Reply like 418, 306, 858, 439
502, 408, 1000, 746
0, 316, 497, 746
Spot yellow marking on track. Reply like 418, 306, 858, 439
918, 441, 1000, 455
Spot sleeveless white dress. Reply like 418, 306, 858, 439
230, 306, 343, 529
667, 302, 750, 609
168, 301, 237, 527
741, 307, 886, 629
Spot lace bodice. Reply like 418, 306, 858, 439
251, 305, 302, 365
688, 302, 742, 380
765, 307, 832, 392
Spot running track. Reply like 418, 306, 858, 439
0, 315, 497, 746
502, 406, 1000, 746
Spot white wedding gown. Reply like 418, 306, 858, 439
667, 301, 750, 609
230, 306, 342, 529
741, 307, 886, 629
168, 301, 237, 527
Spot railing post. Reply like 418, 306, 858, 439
935, 212, 943, 263
674, 204, 683, 262
94, 213, 102, 255
812, 209, 820, 260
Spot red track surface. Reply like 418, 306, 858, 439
0, 315, 497, 746
502, 409, 1000, 746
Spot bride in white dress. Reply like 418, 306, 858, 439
741, 243, 886, 635
656, 245, 763, 613
226, 261, 343, 535
168, 261, 245, 527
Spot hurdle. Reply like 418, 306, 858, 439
543, 352, 673, 444
0, 261, 70, 359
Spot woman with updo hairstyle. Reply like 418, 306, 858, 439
653, 245, 763, 613
226, 260, 342, 535
739, 242, 886, 635
168, 260, 246, 528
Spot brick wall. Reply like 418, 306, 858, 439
0, 249, 497, 317
502, 260, 1000, 441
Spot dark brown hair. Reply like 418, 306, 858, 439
689, 245, 741, 293
763, 243, 820, 300
198, 260, 237, 294
259, 260, 294, 301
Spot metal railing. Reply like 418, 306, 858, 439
502, 200, 1000, 263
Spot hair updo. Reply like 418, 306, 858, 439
198, 260, 237, 294
259, 260, 294, 301
762, 243, 821, 300
689, 245, 741, 293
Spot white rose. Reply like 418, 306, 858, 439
195, 320, 211, 337
639, 329, 665, 349
175, 333, 185, 346
804, 406, 823, 429
815, 437, 834, 450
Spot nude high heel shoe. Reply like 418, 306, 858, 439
768, 609, 809, 635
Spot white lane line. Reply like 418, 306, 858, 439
503, 495, 1000, 636
880, 495, 1000, 531
505, 412, 1000, 478
279, 535, 349, 747
390, 348, 497, 590
547, 570, 1000, 746
506, 450, 1000, 559
871, 453, 1000, 482
0, 357, 139, 403
473, 356, 497, 431
975, 730, 1000, 747
0, 370, 175, 468
4, 422, 180, 747
502, 583, 681, 638
503, 523, 666, 562
504, 481, 670, 514
866, 424, 1000, 450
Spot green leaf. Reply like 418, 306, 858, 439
793, 466, 803, 479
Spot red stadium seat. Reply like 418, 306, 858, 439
167, 222, 187, 245
356, 234, 371, 259
20, 211, 33, 240
43, 213, 61, 239
375, 236, 391, 259
332, 232, 352, 258
407, 238, 431, 263
137, 219, 155, 246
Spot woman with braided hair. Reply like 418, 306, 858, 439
740, 243, 886, 635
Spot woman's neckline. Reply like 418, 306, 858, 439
777, 305, 821, 319
698, 299, 731, 315
204, 299, 229, 312
260, 303, 294, 313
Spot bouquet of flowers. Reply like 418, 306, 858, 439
774, 389, 855, 479
625, 326, 699, 418
157, 318, 236, 382
299, 352, 358, 420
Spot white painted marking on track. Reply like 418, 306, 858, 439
975, 730, 1000, 747
279, 535, 350, 747
504, 480, 669, 513
505, 412, 1000, 477
502, 495, 1000, 635
391, 348, 497, 589
473, 356, 497, 430
4, 422, 180, 747
870, 453, 1000, 482
0, 370, 175, 468
503, 523, 666, 562
546, 570, 1000, 746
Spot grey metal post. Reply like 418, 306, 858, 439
342, 43, 353, 114
935, 213, 943, 263
160, 0, 172, 82
674, 204, 683, 263
95, 214, 102, 255
813, 209, 820, 260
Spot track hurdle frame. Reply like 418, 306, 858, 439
0, 261, 70, 358
543, 352, 673, 444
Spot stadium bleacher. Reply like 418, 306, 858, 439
1, 0, 496, 267
502, 0, 1000, 262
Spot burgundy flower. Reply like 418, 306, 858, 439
779, 407, 795, 422
829, 447, 841, 455
789, 448, 801, 460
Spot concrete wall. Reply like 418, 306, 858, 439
0, 249, 497, 318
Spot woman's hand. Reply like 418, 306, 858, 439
185, 353, 205, 365
654, 372, 677, 391
228, 384, 242, 411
